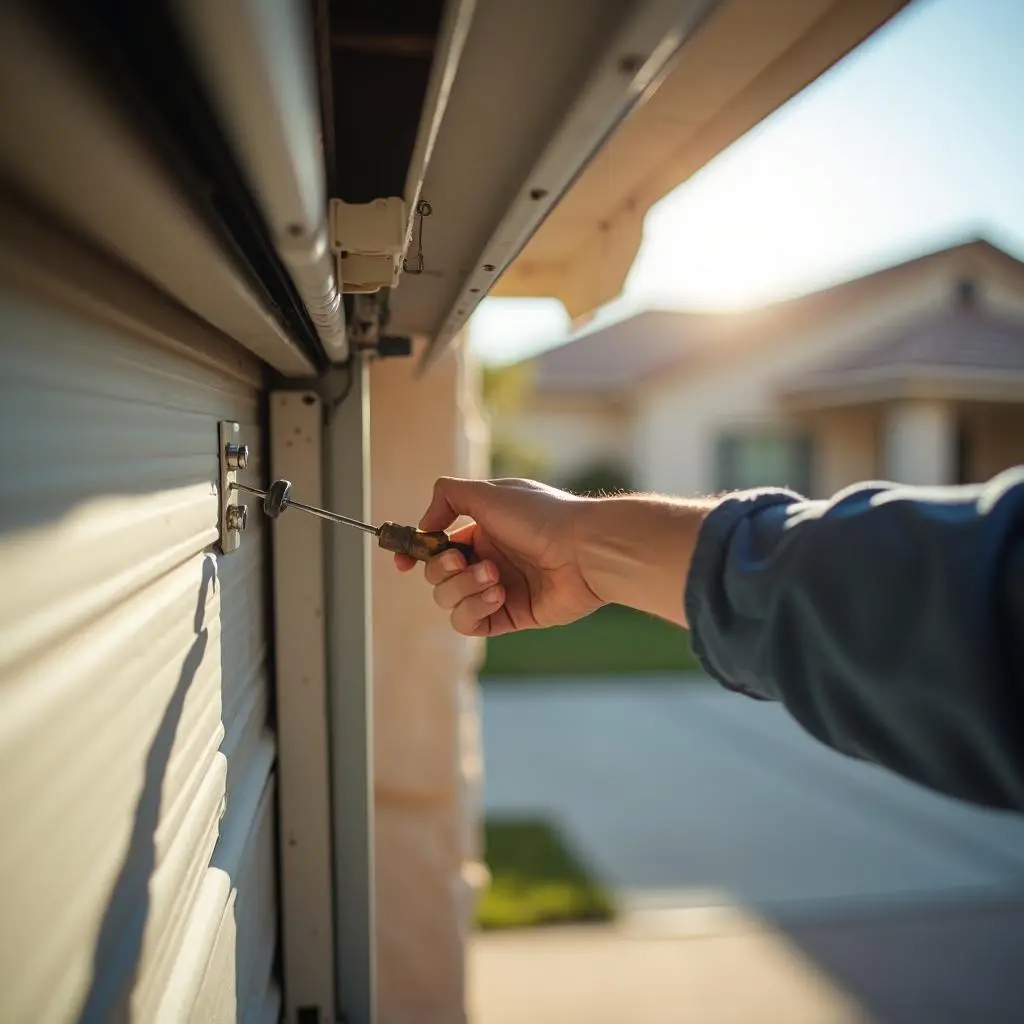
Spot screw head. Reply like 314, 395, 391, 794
225, 442, 249, 470
226, 504, 248, 531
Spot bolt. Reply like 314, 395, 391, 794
225, 442, 249, 470
226, 504, 248, 531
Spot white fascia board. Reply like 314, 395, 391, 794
399, 0, 478, 262
418, 0, 716, 370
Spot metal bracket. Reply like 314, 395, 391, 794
330, 197, 406, 293
218, 420, 249, 554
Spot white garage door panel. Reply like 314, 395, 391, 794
0, 212, 279, 1023
0, 554, 231, 1022
160, 869, 234, 1022
159, 751, 278, 1023
0, 295, 264, 669
211, 774, 281, 1024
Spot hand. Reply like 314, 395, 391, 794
394, 477, 604, 637
398, 476, 715, 636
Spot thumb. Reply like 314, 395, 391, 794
418, 477, 488, 531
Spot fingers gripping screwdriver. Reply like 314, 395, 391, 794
231, 479, 475, 564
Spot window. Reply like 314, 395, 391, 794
715, 429, 813, 495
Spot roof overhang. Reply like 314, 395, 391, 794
781, 367, 1024, 411
492, 0, 912, 320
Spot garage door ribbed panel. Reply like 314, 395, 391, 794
0, 207, 280, 1023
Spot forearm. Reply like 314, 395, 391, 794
576, 494, 717, 625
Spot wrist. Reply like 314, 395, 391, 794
574, 494, 717, 626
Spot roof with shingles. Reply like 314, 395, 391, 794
526, 238, 1024, 396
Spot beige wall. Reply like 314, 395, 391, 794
370, 338, 488, 1024
961, 403, 1024, 482
496, 396, 630, 483
810, 407, 880, 494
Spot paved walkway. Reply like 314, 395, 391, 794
471, 679, 1024, 1023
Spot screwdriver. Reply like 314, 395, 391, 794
230, 479, 475, 563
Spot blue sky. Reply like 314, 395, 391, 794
470, 0, 1024, 364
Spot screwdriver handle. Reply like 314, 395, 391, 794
377, 522, 475, 564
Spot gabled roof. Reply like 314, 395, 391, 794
529, 308, 725, 393
527, 236, 1024, 396
784, 303, 1024, 400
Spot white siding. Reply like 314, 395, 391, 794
0, 209, 279, 1022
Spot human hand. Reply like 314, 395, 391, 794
394, 477, 604, 637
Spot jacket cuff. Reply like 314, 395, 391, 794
684, 489, 800, 698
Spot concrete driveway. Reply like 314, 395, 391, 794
472, 679, 1024, 1023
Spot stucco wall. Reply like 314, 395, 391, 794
370, 338, 488, 1024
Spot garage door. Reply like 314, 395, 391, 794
0, 206, 280, 1022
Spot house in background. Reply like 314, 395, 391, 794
495, 238, 1024, 499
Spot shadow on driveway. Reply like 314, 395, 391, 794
479, 678, 1024, 1022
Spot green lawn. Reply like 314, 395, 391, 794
476, 817, 615, 930
481, 604, 700, 678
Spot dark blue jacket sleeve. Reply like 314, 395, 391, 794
684, 467, 1024, 810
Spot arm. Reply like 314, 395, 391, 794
404, 469, 1024, 809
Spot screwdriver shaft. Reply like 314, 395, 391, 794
231, 482, 379, 535
286, 496, 380, 535
230, 482, 266, 500
230, 478, 472, 563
